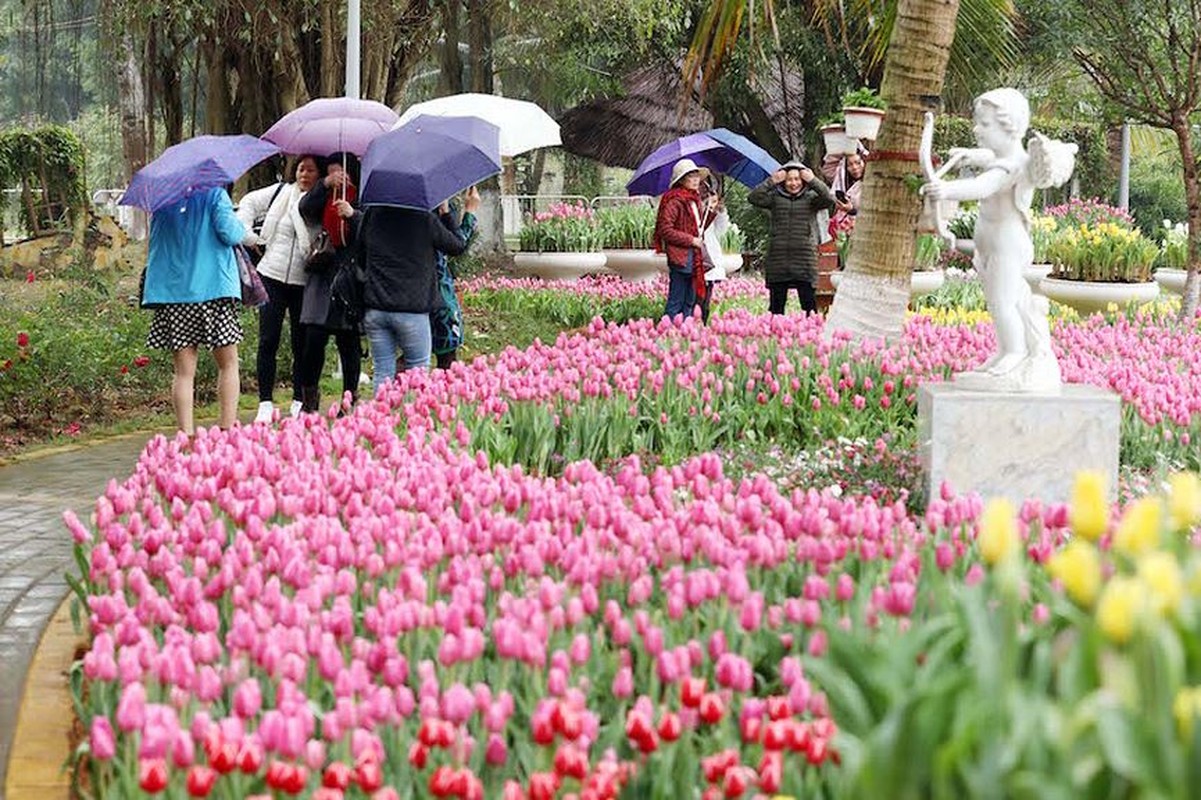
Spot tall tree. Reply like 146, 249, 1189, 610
1064, 0, 1201, 320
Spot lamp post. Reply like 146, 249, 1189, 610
346, 0, 361, 99
1117, 121, 1130, 209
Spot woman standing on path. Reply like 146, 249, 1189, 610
142, 187, 247, 434
654, 158, 712, 320
296, 154, 363, 411
237, 155, 323, 423
431, 187, 480, 369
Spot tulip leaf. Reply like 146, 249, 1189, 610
1095, 701, 1157, 788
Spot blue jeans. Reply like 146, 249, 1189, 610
363, 309, 431, 395
664, 252, 697, 320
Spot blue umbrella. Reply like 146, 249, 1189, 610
359, 115, 501, 210
626, 129, 780, 196
120, 135, 280, 212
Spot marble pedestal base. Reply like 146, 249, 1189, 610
918, 382, 1119, 506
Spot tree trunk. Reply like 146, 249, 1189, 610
467, 0, 492, 93
439, 0, 463, 93
824, 0, 960, 342
203, 43, 231, 134
116, 32, 149, 238
320, 0, 342, 98
1174, 119, 1201, 320
157, 38, 185, 145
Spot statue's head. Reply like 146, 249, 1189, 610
974, 88, 1030, 139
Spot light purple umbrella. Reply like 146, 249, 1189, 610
262, 98, 400, 157
119, 135, 280, 212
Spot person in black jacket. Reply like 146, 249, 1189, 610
332, 190, 479, 395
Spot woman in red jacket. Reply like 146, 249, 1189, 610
654, 158, 712, 320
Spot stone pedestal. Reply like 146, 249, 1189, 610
918, 382, 1120, 506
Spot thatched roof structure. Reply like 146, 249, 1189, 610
559, 59, 805, 169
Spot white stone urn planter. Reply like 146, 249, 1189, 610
603, 249, 666, 282
842, 107, 885, 141
1154, 268, 1187, 296
820, 124, 857, 156
513, 252, 608, 281
1039, 277, 1160, 315
830, 269, 944, 298
717, 253, 743, 275
1024, 264, 1052, 294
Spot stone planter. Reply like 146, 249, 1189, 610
1039, 277, 1160, 315
954, 238, 975, 256
603, 249, 665, 282
715, 253, 743, 275
1154, 268, 1187, 296
842, 107, 885, 141
513, 252, 608, 281
1025, 264, 1052, 294
820, 124, 857, 156
830, 268, 944, 298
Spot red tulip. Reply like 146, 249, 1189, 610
680, 676, 706, 709
324, 761, 352, 790
698, 692, 725, 725
429, 765, 457, 797
657, 711, 682, 742
763, 721, 788, 751
553, 744, 588, 781
355, 757, 383, 792
186, 765, 217, 797
722, 766, 750, 797
408, 742, 429, 770
739, 714, 762, 744
765, 696, 790, 721
757, 751, 782, 793
529, 771, 559, 800
502, 780, 527, 800
210, 741, 238, 774
532, 711, 557, 745
139, 759, 169, 794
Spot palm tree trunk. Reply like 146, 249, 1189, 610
825, 0, 960, 342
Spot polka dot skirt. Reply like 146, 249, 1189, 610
147, 298, 243, 351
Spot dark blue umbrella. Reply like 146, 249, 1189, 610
626, 129, 780, 196
120, 135, 280, 212
359, 115, 501, 210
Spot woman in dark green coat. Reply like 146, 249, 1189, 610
748, 160, 840, 314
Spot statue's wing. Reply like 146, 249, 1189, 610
1027, 130, 1078, 189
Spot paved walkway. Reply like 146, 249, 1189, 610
0, 432, 160, 798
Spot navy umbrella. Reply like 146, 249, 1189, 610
120, 135, 280, 212
626, 129, 780, 196
359, 115, 501, 210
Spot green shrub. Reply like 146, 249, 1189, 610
594, 203, 656, 249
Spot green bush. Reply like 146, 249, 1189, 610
1128, 150, 1187, 240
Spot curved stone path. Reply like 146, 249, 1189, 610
0, 432, 159, 799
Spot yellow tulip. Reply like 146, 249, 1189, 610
1095, 576, 1145, 645
1112, 497, 1162, 556
1069, 471, 1109, 541
1047, 540, 1102, 607
1137, 551, 1184, 616
1173, 687, 1201, 740
979, 497, 1020, 565
1167, 473, 1201, 531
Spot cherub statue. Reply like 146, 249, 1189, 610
921, 88, 1077, 393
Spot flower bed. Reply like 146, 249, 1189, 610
65, 305, 1201, 798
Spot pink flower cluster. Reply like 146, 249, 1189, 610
532, 202, 595, 224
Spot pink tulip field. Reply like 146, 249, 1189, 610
66, 289, 1201, 798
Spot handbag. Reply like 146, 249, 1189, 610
326, 257, 366, 330
305, 230, 337, 275
235, 245, 269, 308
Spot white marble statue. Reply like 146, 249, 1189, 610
920, 88, 1077, 393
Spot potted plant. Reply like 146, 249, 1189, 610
594, 203, 663, 282
818, 114, 857, 157
1026, 213, 1058, 293
1153, 219, 1188, 296
841, 87, 886, 141
948, 205, 977, 254
514, 201, 607, 280
716, 223, 746, 274
1039, 217, 1160, 314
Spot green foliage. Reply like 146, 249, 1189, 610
842, 87, 885, 110
1129, 149, 1187, 240
913, 233, 945, 271
517, 203, 602, 253
1157, 222, 1189, 271
933, 114, 1111, 201
719, 222, 745, 253
724, 180, 770, 259
0, 125, 89, 233
594, 203, 656, 249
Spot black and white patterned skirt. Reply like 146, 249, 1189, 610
147, 298, 243, 351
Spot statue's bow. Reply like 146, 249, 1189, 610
919, 111, 960, 249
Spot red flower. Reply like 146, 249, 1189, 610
680, 676, 706, 709
24, 270, 34, 283
16, 332, 29, 348
657, 711, 682, 742
186, 765, 217, 797
408, 742, 428, 770
323, 761, 352, 790
698, 692, 725, 725
139, 758, 169, 793
528, 772, 559, 800
354, 757, 383, 792
237, 740, 264, 774
134, 355, 151, 368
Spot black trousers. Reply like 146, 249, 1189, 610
298, 325, 362, 397
257, 275, 307, 402
767, 280, 817, 315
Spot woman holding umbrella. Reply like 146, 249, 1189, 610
142, 187, 248, 435
654, 158, 712, 320
238, 154, 323, 423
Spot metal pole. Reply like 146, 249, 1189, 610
345, 0, 361, 99
1117, 121, 1130, 209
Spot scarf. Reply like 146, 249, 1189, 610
323, 182, 358, 248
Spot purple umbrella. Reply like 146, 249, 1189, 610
119, 135, 280, 212
359, 115, 501, 211
626, 130, 780, 196
262, 97, 400, 157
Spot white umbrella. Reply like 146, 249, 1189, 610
395, 93, 560, 157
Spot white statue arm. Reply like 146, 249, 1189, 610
922, 165, 1011, 203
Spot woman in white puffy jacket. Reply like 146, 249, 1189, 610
698, 182, 731, 324
236, 155, 322, 423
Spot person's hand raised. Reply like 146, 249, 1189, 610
333, 199, 355, 219
798, 167, 815, 184
463, 186, 482, 214
325, 171, 351, 189
770, 169, 787, 185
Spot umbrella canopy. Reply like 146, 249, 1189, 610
626, 130, 780, 196
262, 97, 399, 156
395, 93, 560, 157
120, 135, 280, 212
360, 115, 501, 211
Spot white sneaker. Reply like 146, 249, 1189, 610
254, 401, 274, 424
289, 400, 303, 418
